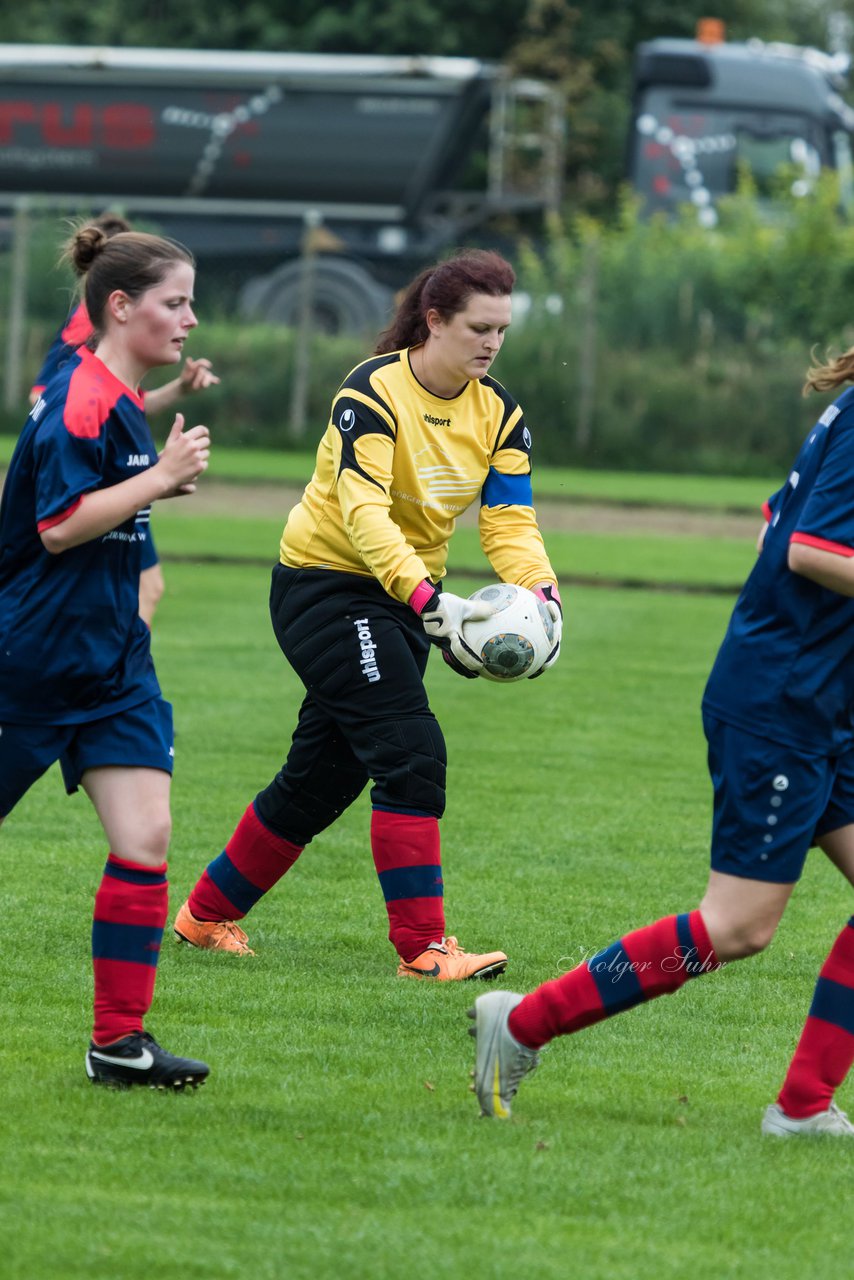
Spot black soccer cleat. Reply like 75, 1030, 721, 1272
85, 1030, 209, 1091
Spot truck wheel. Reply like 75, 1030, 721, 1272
238, 257, 393, 335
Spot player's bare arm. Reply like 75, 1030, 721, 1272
40, 415, 209, 553
144, 356, 220, 415
788, 540, 854, 595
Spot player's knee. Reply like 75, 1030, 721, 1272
710, 915, 778, 961
140, 806, 172, 861
369, 716, 447, 816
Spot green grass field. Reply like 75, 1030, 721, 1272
1, 455, 849, 1279
0, 436, 779, 511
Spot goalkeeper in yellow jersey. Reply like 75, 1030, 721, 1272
175, 250, 561, 979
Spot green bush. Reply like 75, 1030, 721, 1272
145, 322, 364, 448
3, 185, 852, 474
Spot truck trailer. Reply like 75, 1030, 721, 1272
628, 34, 854, 223
0, 43, 563, 332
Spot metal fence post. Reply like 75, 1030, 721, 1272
576, 237, 598, 451
4, 195, 30, 413
289, 208, 322, 440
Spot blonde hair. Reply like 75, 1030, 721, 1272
803, 346, 854, 394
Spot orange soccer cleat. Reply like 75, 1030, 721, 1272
173, 901, 255, 955
397, 935, 507, 981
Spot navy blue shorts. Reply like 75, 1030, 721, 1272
704, 712, 854, 884
139, 527, 159, 573
0, 697, 174, 817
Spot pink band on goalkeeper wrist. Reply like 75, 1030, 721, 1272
409, 579, 436, 615
534, 582, 561, 608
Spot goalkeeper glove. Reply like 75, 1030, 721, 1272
441, 649, 480, 679
409, 580, 495, 674
529, 582, 563, 678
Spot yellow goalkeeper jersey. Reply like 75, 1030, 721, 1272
280, 348, 556, 604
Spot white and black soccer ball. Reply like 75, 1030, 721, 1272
462, 583, 556, 683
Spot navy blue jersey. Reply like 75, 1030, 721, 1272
704, 386, 854, 754
0, 346, 160, 724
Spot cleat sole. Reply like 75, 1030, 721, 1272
470, 961, 508, 981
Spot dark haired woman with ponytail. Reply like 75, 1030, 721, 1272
176, 249, 562, 986
0, 223, 211, 1090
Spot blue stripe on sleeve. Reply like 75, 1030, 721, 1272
481, 467, 533, 508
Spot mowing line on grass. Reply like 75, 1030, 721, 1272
158, 551, 744, 596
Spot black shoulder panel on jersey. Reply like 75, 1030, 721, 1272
333, 394, 395, 445
496, 412, 531, 457
335, 393, 393, 493
480, 373, 519, 432
338, 352, 401, 428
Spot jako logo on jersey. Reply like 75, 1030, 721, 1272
339, 409, 356, 432
523, 426, 532, 449
126, 453, 151, 467
423, 413, 451, 427
773, 775, 789, 792
353, 617, 381, 683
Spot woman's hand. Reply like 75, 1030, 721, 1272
178, 356, 220, 394
155, 413, 211, 498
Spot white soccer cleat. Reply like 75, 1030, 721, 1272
761, 1101, 854, 1137
467, 990, 539, 1118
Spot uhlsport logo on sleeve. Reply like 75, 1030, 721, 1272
353, 617, 381, 682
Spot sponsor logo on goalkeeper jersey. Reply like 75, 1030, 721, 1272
354, 617, 381, 683
412, 445, 480, 502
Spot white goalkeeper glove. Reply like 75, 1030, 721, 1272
530, 582, 563, 678
409, 580, 496, 674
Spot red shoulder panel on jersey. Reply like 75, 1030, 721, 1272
62, 302, 93, 347
62, 349, 142, 439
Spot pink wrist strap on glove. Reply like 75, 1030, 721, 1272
409, 579, 438, 615
530, 581, 563, 677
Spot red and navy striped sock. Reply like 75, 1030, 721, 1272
188, 801, 303, 922
91, 854, 168, 1046
776, 917, 854, 1118
509, 910, 721, 1049
371, 809, 445, 962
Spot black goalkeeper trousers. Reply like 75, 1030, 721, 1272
254, 564, 448, 847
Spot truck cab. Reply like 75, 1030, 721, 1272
628, 35, 854, 223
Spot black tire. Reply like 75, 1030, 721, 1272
238, 257, 393, 335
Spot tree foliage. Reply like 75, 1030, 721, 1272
0, 0, 853, 214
